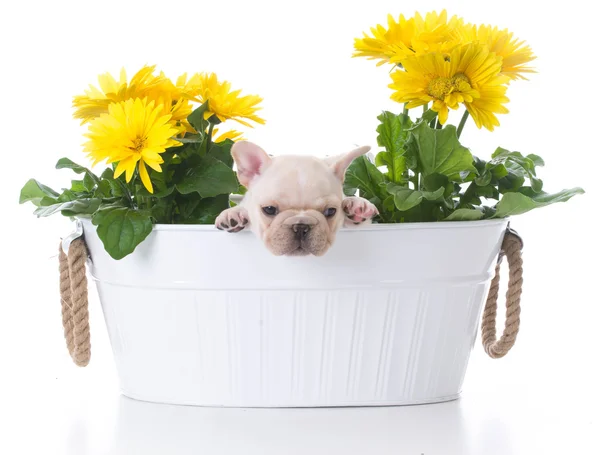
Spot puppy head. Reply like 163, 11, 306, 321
232, 141, 370, 256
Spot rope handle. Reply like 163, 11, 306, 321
58, 237, 91, 366
481, 227, 524, 358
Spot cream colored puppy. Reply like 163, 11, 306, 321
215, 141, 379, 256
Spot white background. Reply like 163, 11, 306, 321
1, 0, 598, 453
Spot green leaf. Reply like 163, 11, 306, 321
389, 187, 423, 211
475, 170, 492, 186
56, 158, 100, 184
498, 169, 526, 193
492, 148, 535, 171
443, 208, 484, 221
527, 154, 545, 167
474, 185, 500, 200
407, 122, 476, 179
375, 152, 406, 182
108, 180, 125, 197
494, 187, 585, 218
382, 195, 395, 212
149, 185, 176, 198
187, 101, 210, 133
176, 155, 239, 198
33, 198, 101, 217
37, 196, 59, 207
344, 156, 386, 200
376, 111, 412, 151
419, 109, 438, 124
207, 114, 222, 125
422, 173, 447, 191
422, 173, 456, 198
136, 169, 175, 198
19, 179, 59, 206
374, 111, 412, 183
208, 139, 234, 167
70, 180, 87, 192
83, 173, 96, 192
183, 194, 230, 224
92, 206, 153, 259
94, 180, 113, 198
491, 148, 543, 193
530, 175, 543, 193
57, 190, 77, 202
387, 184, 445, 211
490, 163, 508, 179
149, 197, 171, 223
100, 168, 114, 180
175, 134, 204, 144
422, 186, 446, 201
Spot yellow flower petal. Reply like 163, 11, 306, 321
212, 128, 244, 143
138, 160, 153, 193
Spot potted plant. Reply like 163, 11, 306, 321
20, 12, 583, 408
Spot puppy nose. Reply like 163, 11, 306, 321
292, 223, 310, 239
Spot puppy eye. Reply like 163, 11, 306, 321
324, 207, 337, 217
262, 206, 278, 216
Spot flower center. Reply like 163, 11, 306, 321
427, 73, 473, 100
132, 136, 147, 153
427, 77, 453, 100
452, 73, 472, 91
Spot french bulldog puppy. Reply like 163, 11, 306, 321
215, 141, 379, 256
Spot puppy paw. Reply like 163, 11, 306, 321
215, 207, 250, 233
342, 197, 379, 226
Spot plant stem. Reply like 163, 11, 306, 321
207, 123, 214, 145
422, 104, 428, 116
435, 119, 442, 129
429, 113, 437, 128
457, 110, 470, 138
411, 173, 420, 191
400, 104, 410, 132
121, 180, 134, 207
205, 123, 215, 154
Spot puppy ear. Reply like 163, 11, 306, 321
231, 141, 272, 188
326, 145, 371, 181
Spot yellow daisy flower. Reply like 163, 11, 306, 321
73, 66, 194, 135
73, 66, 163, 123
408, 10, 464, 56
181, 72, 265, 128
83, 98, 181, 193
459, 24, 536, 80
353, 10, 464, 65
174, 72, 204, 100
389, 43, 510, 130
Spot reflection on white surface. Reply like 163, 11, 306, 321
112, 396, 475, 455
